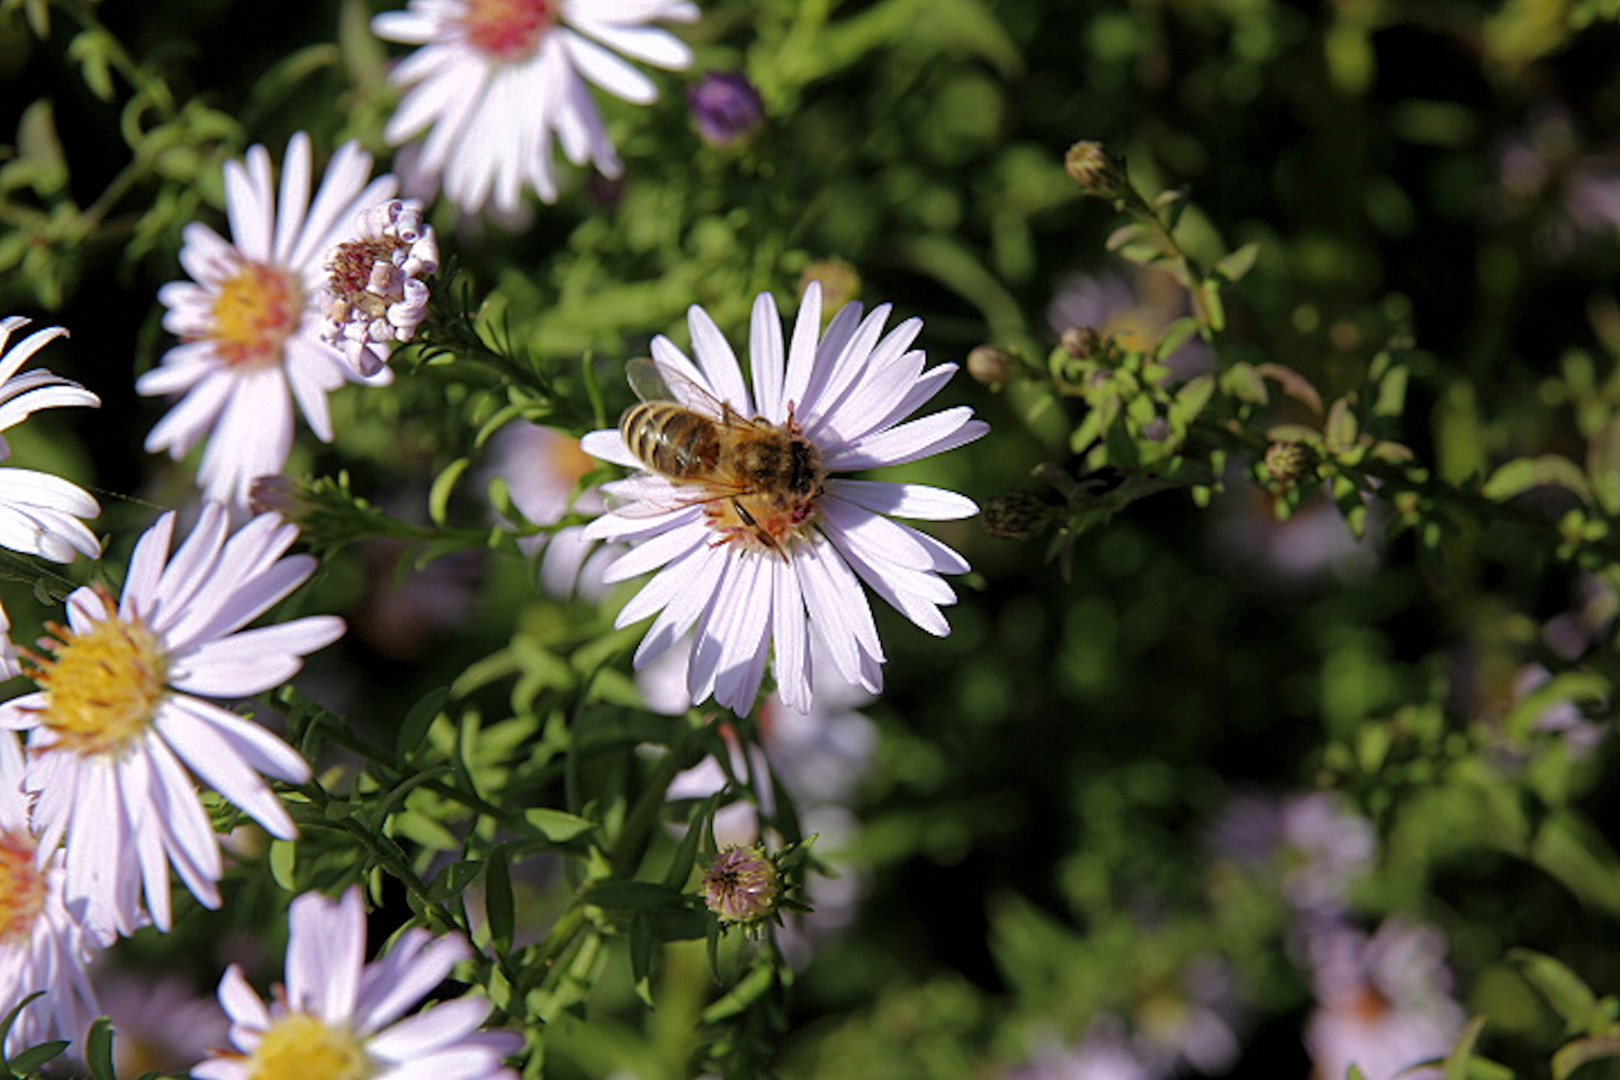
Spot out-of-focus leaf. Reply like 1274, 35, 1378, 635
527, 807, 596, 843
1324, 398, 1359, 453
397, 686, 450, 759
1481, 456, 1593, 505
1509, 949, 1604, 1028
700, 957, 777, 1023
1553, 1035, 1620, 1080
587, 879, 689, 914
485, 846, 514, 952
84, 1017, 116, 1080
1212, 241, 1260, 283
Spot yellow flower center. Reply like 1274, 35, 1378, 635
462, 0, 555, 60
0, 829, 46, 947
26, 590, 170, 757
208, 261, 305, 370
248, 1014, 375, 1080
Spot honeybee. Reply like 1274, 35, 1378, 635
618, 357, 825, 555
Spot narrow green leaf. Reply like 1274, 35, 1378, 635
397, 686, 451, 760
526, 808, 596, 843
1324, 398, 1359, 453
1442, 1015, 1488, 1080
1213, 241, 1261, 282
1481, 456, 1593, 504
1256, 362, 1324, 413
429, 457, 472, 526
485, 846, 514, 952
700, 958, 777, 1023
586, 879, 688, 913
269, 837, 297, 892
7, 1040, 68, 1077
84, 1017, 116, 1080
1553, 1035, 1620, 1080
630, 915, 656, 1008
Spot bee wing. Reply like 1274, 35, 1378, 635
627, 356, 734, 420
605, 474, 747, 518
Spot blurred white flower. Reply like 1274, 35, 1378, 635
140, 133, 396, 510
92, 968, 230, 1077
372, 0, 699, 214
1208, 791, 1377, 915
486, 421, 616, 599
0, 734, 99, 1056
192, 886, 520, 1080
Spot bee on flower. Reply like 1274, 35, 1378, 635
582, 282, 987, 716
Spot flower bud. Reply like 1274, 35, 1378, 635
703, 845, 780, 926
967, 345, 1016, 388
319, 199, 439, 377
1065, 140, 1130, 200
688, 71, 766, 149
1061, 325, 1110, 361
982, 493, 1050, 541
1263, 441, 1313, 489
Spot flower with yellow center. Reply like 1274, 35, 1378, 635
192, 887, 521, 1080
139, 133, 397, 510
24, 588, 168, 758
0, 734, 100, 1057
372, 0, 698, 213
247, 1014, 374, 1080
582, 283, 986, 717
208, 262, 305, 371
1, 504, 341, 943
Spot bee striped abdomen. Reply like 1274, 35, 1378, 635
621, 403, 723, 480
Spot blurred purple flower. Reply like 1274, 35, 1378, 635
687, 72, 765, 148
1302, 917, 1465, 1080
1209, 791, 1377, 915
1046, 267, 1212, 380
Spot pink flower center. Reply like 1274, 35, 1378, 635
0, 830, 45, 946
462, 0, 555, 61
208, 261, 305, 370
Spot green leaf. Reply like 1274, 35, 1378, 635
397, 686, 450, 760
526, 807, 596, 843
1481, 456, 1593, 505
630, 916, 656, 1007
700, 957, 777, 1023
1256, 363, 1324, 413
485, 846, 514, 952
269, 837, 297, 892
1553, 1035, 1620, 1080
429, 457, 472, 526
1510, 949, 1602, 1026
586, 879, 689, 914
1324, 398, 1359, 453
1212, 241, 1261, 282
7, 1040, 68, 1078
84, 1017, 116, 1080
1220, 362, 1268, 405
1443, 1016, 1489, 1080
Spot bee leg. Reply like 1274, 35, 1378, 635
731, 498, 785, 558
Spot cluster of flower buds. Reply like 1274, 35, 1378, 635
319, 199, 440, 376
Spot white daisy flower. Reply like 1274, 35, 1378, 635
0, 733, 100, 1056
581, 282, 987, 716
0, 317, 102, 676
372, 0, 699, 214
192, 886, 520, 1080
0, 504, 340, 943
319, 198, 440, 377
139, 133, 397, 510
